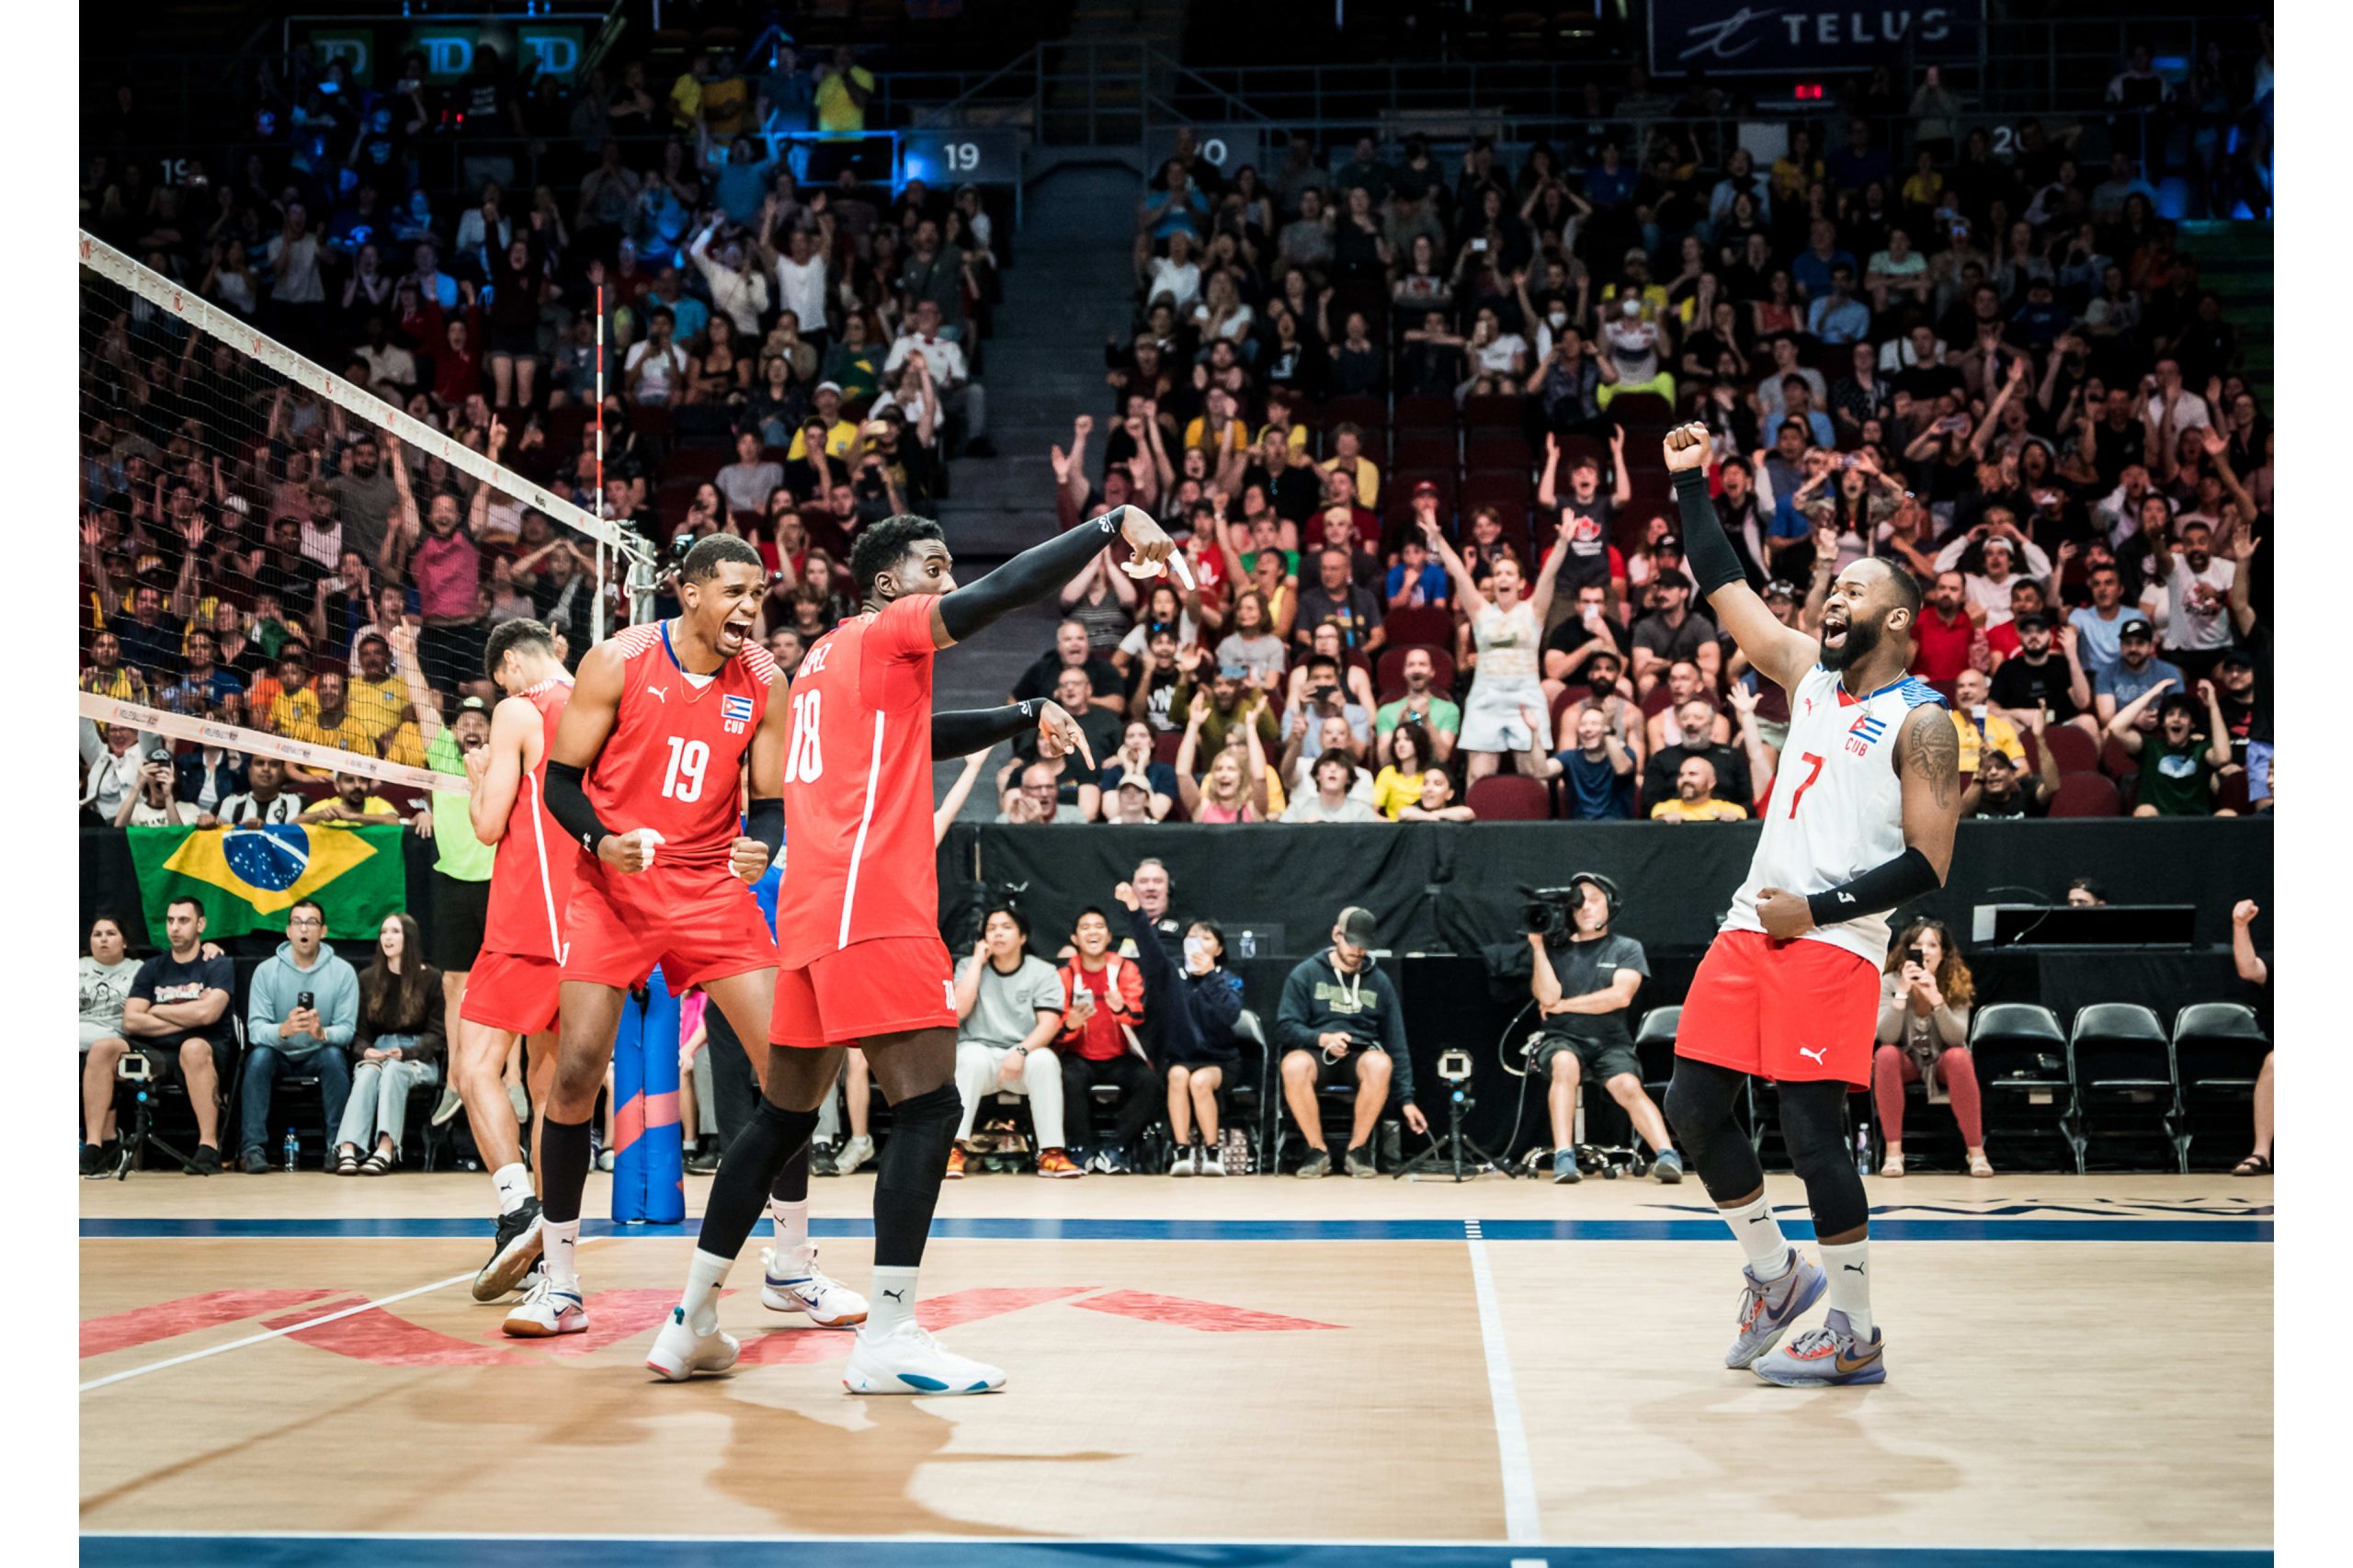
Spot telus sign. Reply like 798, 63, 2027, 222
1649, 2, 1983, 74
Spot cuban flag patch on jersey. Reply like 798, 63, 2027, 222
1846, 711, 1888, 756
722, 695, 755, 723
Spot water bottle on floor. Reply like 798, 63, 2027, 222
283, 1129, 301, 1173
1854, 1122, 1870, 1176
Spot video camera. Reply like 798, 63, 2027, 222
1519, 884, 1584, 945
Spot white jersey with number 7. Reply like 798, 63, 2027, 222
1725, 665, 1947, 966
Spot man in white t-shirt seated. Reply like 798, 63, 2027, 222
883, 298, 987, 450
622, 306, 688, 405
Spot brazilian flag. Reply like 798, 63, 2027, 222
124, 824, 407, 949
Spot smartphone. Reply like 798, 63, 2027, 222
1471, 238, 1488, 252
296, 991, 314, 1011
1904, 948, 1925, 970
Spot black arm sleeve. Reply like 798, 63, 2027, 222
542, 759, 617, 858
1673, 468, 1748, 598
1806, 846, 1942, 928
931, 703, 1041, 758
936, 510, 1128, 644
745, 797, 784, 859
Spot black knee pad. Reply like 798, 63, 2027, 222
1665, 1057, 1764, 1202
1778, 1082, 1869, 1235
878, 1082, 960, 1179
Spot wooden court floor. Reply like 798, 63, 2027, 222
80, 1169, 2273, 1567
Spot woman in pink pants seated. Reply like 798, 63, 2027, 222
1873, 919, 1988, 1177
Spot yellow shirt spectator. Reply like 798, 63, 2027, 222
1951, 710, 2025, 775
815, 63, 874, 134
346, 674, 408, 743
1371, 766, 1425, 820
1650, 797, 1749, 822
668, 72, 703, 130
786, 418, 861, 462
1318, 453, 1381, 507
699, 74, 750, 138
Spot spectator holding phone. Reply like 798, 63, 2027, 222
237, 899, 361, 1174
1874, 920, 1987, 1177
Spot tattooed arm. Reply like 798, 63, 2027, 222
1896, 705, 1962, 881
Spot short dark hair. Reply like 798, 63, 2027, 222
1879, 560, 1926, 619
1312, 746, 1355, 779
483, 617, 556, 680
850, 513, 947, 594
1305, 653, 1339, 676
1073, 904, 1109, 932
982, 903, 1029, 945
679, 534, 763, 583
164, 895, 204, 920
289, 897, 324, 926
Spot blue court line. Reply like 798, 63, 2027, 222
80, 1215, 2273, 1244
75, 1535, 2274, 1568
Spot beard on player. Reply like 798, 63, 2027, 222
1816, 597, 1885, 671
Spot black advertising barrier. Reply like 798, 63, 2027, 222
956, 818, 2272, 960
85, 819, 2270, 965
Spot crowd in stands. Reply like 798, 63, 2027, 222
76, 37, 2277, 1178
81, 28, 994, 819
1025, 50, 2272, 824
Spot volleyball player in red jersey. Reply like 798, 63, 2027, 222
648, 505, 1169, 1390
441, 619, 579, 1301
511, 536, 796, 1338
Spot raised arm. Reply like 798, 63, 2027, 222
1416, 514, 1489, 620
2230, 900, 2267, 986
2226, 533, 2259, 638
933, 750, 990, 846
1524, 517, 1572, 627
931, 506, 1174, 651
1663, 422, 1816, 691
2103, 676, 2176, 754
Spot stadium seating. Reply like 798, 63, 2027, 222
2170, 1001, 2269, 1169
1967, 1002, 2075, 1171
2066, 1002, 2179, 1174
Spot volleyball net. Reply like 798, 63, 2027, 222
77, 231, 655, 790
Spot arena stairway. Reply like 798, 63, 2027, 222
929, 164, 1146, 819
2179, 219, 2273, 408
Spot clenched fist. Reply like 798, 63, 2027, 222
1662, 422, 1712, 473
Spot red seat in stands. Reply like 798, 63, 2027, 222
1466, 774, 1552, 821
2048, 774, 2121, 817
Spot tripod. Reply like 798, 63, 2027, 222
1394, 1080, 1518, 1181
114, 1068, 200, 1179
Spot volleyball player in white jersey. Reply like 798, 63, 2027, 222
1654, 423, 1962, 1387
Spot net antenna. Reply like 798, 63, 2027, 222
78, 231, 658, 701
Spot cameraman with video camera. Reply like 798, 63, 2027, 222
1525, 877, 1682, 1186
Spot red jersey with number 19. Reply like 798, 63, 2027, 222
584, 620, 779, 869
773, 596, 939, 968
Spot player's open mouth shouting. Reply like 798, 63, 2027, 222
1819, 603, 1848, 653
719, 608, 756, 654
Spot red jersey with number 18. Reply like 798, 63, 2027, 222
584, 620, 778, 869
773, 596, 938, 968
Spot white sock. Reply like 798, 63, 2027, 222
769, 1196, 812, 1263
541, 1220, 582, 1293
681, 1247, 734, 1335
491, 1163, 532, 1216
1820, 1239, 1873, 1339
1721, 1195, 1792, 1279
868, 1266, 919, 1336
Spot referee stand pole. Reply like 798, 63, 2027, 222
611, 968, 686, 1223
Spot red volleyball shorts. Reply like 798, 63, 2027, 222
459, 949, 563, 1036
1674, 928, 1880, 1086
561, 860, 778, 993
772, 934, 959, 1049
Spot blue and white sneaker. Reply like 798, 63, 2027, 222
1751, 1309, 1887, 1387
645, 1306, 740, 1381
1723, 1250, 1826, 1369
843, 1321, 1006, 1395
760, 1244, 869, 1326
501, 1275, 588, 1338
